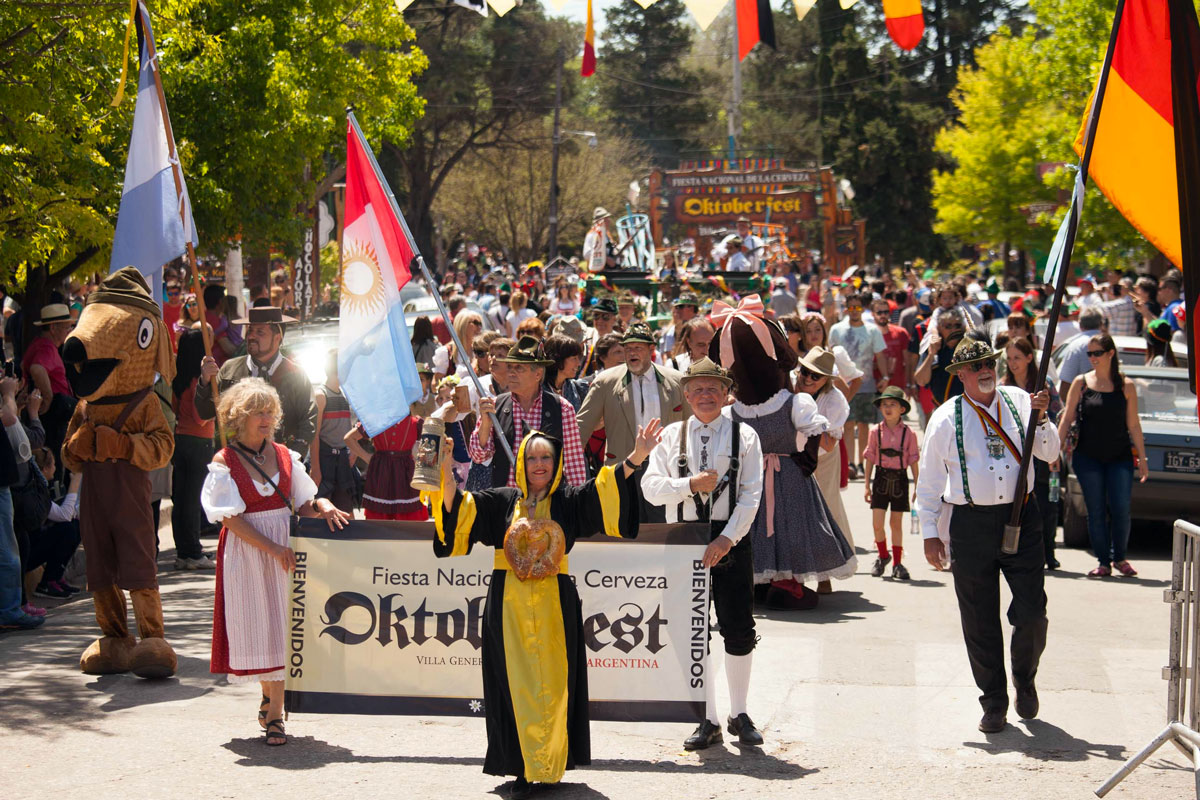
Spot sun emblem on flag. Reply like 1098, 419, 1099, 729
341, 239, 386, 316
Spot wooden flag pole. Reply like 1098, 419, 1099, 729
137, 3, 225, 446
1001, 0, 1127, 553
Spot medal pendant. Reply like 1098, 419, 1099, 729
986, 434, 1006, 460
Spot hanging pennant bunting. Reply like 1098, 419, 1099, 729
882, 0, 924, 50
794, 0, 816, 21
487, 0, 516, 13
683, 0, 726, 31
736, 0, 776, 61
582, 0, 596, 76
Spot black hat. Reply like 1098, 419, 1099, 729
231, 306, 299, 326
592, 298, 618, 316
496, 335, 553, 366
621, 322, 655, 345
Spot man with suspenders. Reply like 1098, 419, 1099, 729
642, 358, 766, 750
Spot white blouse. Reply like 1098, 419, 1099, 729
731, 389, 829, 451
201, 449, 318, 523
814, 388, 850, 436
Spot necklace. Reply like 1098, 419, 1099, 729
235, 438, 268, 465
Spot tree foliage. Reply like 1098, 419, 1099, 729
435, 120, 645, 261
387, 0, 576, 261
933, 0, 1153, 270
596, 0, 713, 167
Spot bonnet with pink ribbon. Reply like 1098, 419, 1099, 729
709, 294, 777, 368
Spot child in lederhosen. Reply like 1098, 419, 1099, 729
863, 387, 920, 580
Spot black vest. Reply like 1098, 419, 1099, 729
490, 388, 564, 487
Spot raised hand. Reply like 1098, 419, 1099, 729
632, 418, 664, 463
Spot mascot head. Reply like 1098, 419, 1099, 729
708, 294, 797, 406
61, 266, 175, 401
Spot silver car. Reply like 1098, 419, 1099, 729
1062, 365, 1200, 546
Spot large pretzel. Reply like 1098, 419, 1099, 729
503, 518, 567, 582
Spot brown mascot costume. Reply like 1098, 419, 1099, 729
711, 295, 856, 610
61, 266, 177, 678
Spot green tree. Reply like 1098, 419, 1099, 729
0, 0, 424, 304
933, 0, 1153, 272
388, 0, 576, 262
597, 0, 714, 167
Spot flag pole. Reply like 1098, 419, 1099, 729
136, 3, 225, 447
346, 111, 514, 465
1002, 0, 1127, 553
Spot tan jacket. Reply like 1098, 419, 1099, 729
577, 364, 690, 465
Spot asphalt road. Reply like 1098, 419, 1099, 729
0, 488, 1191, 799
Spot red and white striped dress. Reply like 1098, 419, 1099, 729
202, 444, 317, 683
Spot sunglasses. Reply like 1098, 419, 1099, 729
963, 358, 997, 373
594, 313, 614, 321
1086, 349, 1110, 358
798, 365, 827, 381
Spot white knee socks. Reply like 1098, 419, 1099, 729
705, 650, 720, 724
726, 651, 753, 718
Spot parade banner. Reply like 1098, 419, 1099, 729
285, 520, 710, 723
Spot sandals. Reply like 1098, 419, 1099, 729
1088, 566, 1112, 578
264, 718, 287, 746
258, 695, 270, 729
1114, 561, 1139, 577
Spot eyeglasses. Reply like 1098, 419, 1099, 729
469, 320, 482, 328
1086, 349, 1110, 358
964, 358, 997, 373
594, 313, 614, 321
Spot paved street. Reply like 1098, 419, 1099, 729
0, 490, 1192, 799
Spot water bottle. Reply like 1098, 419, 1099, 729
910, 507, 919, 535
1048, 472, 1060, 504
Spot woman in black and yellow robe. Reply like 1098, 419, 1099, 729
429, 424, 660, 794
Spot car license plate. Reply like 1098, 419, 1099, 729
1164, 450, 1200, 473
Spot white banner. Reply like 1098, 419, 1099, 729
285, 520, 710, 722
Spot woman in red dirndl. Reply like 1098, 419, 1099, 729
345, 415, 428, 521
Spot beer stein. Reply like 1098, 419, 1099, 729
411, 417, 447, 492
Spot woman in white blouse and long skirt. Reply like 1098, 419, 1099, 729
796, 347, 854, 556
201, 379, 349, 746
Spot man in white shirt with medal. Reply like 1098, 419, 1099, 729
642, 358, 766, 751
915, 331, 1059, 734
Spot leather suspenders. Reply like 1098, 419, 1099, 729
676, 418, 741, 524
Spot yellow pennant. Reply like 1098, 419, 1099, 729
110, 0, 139, 107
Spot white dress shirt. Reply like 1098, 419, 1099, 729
641, 411, 764, 544
630, 368, 661, 429
915, 385, 1061, 540
813, 388, 850, 435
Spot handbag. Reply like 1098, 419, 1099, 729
11, 462, 51, 533
235, 445, 300, 538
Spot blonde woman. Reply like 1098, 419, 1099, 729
201, 379, 350, 746
506, 291, 535, 337
433, 310, 484, 383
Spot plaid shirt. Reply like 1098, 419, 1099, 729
1101, 295, 1138, 336
468, 391, 589, 489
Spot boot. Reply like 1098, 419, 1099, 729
80, 586, 136, 674
129, 588, 177, 679
765, 579, 819, 610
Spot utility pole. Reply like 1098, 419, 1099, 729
548, 48, 564, 260
728, 11, 741, 164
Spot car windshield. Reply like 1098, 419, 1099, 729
1131, 372, 1198, 425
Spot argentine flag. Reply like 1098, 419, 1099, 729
339, 115, 423, 436
109, 2, 197, 298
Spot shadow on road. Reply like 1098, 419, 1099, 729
594, 748, 817, 780
488, 780, 609, 799
963, 718, 1127, 762
222, 734, 487, 769
756, 590, 886, 624
1044, 569, 1170, 588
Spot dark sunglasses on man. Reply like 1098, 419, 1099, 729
963, 358, 997, 373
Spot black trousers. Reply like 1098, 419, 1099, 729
317, 446, 357, 513
949, 498, 1048, 712
635, 462, 666, 523
709, 520, 756, 656
1033, 459, 1058, 565
171, 434, 213, 560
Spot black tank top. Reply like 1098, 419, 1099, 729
1077, 384, 1132, 463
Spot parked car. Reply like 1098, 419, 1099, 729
1050, 334, 1189, 373
1061, 365, 1200, 547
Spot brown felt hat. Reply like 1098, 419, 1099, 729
680, 357, 733, 388
85, 266, 162, 320
496, 335, 553, 366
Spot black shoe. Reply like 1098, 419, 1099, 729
683, 719, 723, 750
1045, 557, 1061, 570
1015, 685, 1039, 720
871, 555, 891, 577
58, 580, 82, 595
892, 562, 910, 581
978, 708, 1007, 733
508, 777, 533, 800
727, 713, 764, 746
33, 582, 70, 599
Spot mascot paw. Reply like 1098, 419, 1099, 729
94, 425, 131, 461
66, 424, 97, 462
129, 637, 177, 679
80, 635, 137, 674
